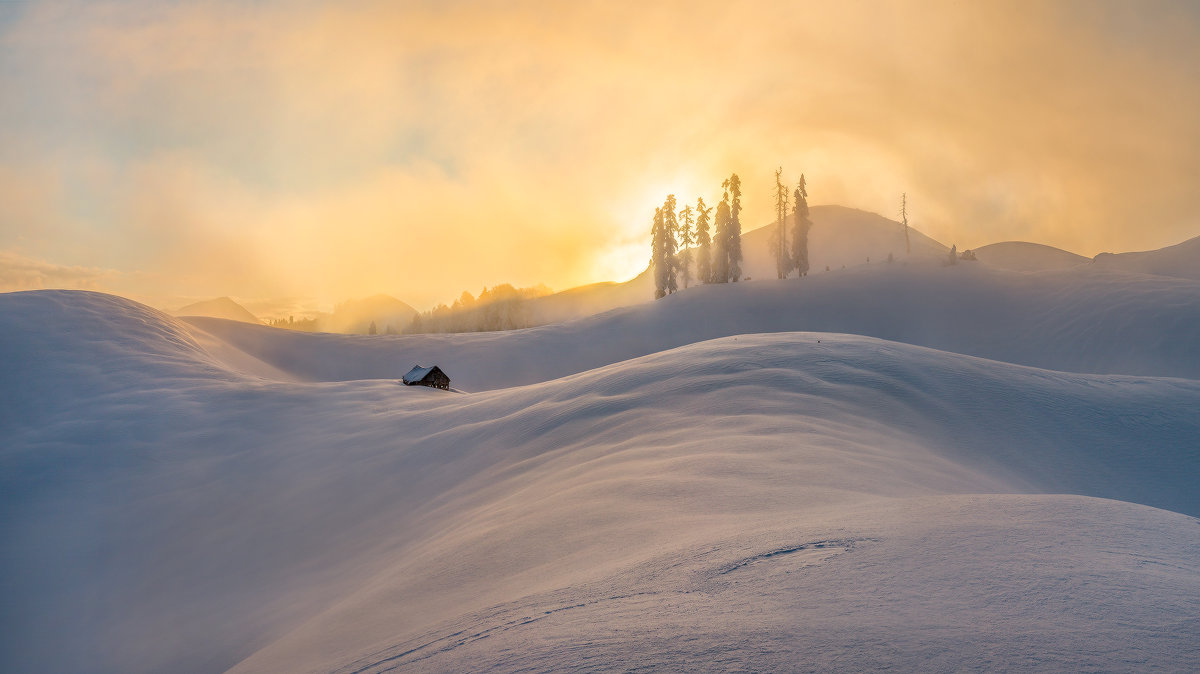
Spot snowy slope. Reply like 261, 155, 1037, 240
1092, 234, 1200, 280
525, 271, 654, 325
2, 290, 1199, 673
974, 241, 1089, 272
186, 261, 1200, 390
254, 496, 1199, 673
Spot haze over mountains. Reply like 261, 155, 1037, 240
166, 206, 1199, 335
321, 294, 418, 334
173, 296, 263, 324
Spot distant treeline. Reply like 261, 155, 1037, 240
268, 316, 320, 331
405, 283, 552, 333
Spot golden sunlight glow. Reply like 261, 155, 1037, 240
1, 1, 1199, 312
590, 240, 650, 285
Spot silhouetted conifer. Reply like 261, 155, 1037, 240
727, 174, 743, 282
695, 198, 713, 283
791, 175, 812, 277
771, 167, 792, 279
713, 195, 731, 283
662, 195, 678, 294
678, 204, 694, 288
651, 207, 667, 299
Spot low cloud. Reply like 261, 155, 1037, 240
0, 251, 116, 291
2, 0, 1199, 307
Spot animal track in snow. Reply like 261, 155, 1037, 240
717, 539, 874, 576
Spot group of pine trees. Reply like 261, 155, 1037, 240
650, 173, 747, 299
652, 170, 814, 299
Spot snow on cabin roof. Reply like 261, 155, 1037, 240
402, 365, 439, 384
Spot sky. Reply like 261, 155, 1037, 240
2, 0, 1199, 314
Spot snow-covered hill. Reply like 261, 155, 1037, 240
972, 235, 1200, 279
2, 289, 1198, 673
740, 205, 948, 280
1092, 234, 1200, 280
974, 241, 1089, 272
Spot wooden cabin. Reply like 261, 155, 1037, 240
402, 365, 451, 390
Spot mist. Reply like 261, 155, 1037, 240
1, 0, 1199, 308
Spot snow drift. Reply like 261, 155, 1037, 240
2, 289, 1199, 673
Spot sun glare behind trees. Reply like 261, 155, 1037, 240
651, 169, 810, 299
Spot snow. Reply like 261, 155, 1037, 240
3, 282, 1199, 673
487, 205, 943, 327
974, 241, 1089, 272
400, 364, 442, 385
185, 261, 1200, 389
493, 210, 1200, 332
969, 235, 1200, 279
1092, 234, 1200, 280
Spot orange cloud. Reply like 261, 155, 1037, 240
2, 0, 1198, 309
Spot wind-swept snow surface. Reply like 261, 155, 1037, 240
2, 289, 1199, 673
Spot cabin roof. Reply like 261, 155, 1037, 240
402, 365, 444, 384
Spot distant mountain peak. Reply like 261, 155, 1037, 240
173, 296, 261, 324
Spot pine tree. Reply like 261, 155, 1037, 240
713, 187, 731, 283
948, 244, 958, 266
791, 174, 812, 277
901, 193, 910, 255
771, 167, 792, 279
727, 173, 743, 282
662, 195, 679, 294
651, 206, 667, 299
368, 320, 377, 335
678, 204, 695, 288
695, 197, 712, 284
